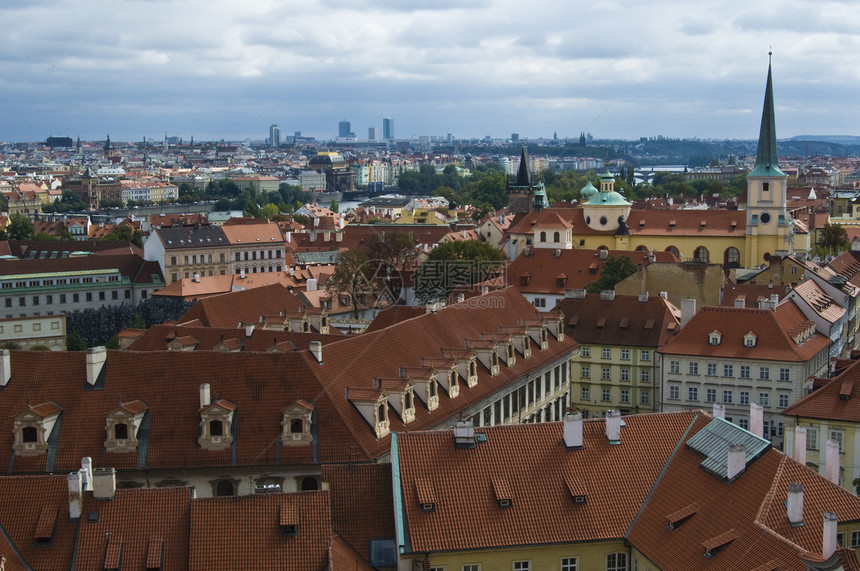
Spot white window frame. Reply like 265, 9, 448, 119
561, 557, 578, 571
689, 362, 699, 375
669, 385, 679, 400
723, 364, 734, 377
640, 349, 651, 361
620, 349, 630, 361
581, 347, 590, 358
602, 347, 611, 359
669, 360, 680, 374
688, 387, 698, 401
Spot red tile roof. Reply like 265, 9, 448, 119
128, 323, 343, 352
178, 283, 305, 328
782, 358, 860, 422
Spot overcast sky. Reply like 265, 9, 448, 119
2, 0, 859, 144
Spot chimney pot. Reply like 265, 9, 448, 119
825, 440, 840, 484
727, 443, 746, 480
81, 457, 93, 490
563, 412, 583, 449
309, 341, 323, 364
823, 511, 838, 559
787, 482, 804, 526
68, 472, 83, 519
85, 346, 107, 386
199, 383, 211, 408
92, 467, 116, 500
245, 323, 254, 337
793, 426, 807, 465
606, 410, 621, 443
750, 402, 765, 439
600, 290, 616, 301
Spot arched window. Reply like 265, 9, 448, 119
635, 245, 649, 251
22, 426, 38, 443
724, 247, 740, 268
693, 246, 709, 263
377, 403, 386, 422
539, 231, 547, 242
290, 418, 303, 434
429, 381, 437, 398
301, 477, 319, 491
114, 423, 128, 440
210, 419, 223, 437
405, 392, 413, 410
553, 231, 560, 242
208, 253, 213, 263
215, 480, 234, 496
665, 245, 680, 258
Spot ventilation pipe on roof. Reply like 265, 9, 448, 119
92, 467, 116, 500
727, 443, 746, 480
825, 440, 840, 484
606, 410, 621, 443
823, 511, 838, 559
309, 341, 323, 364
750, 402, 765, 439
794, 426, 807, 466
712, 402, 725, 419
563, 412, 583, 450
86, 346, 107, 386
787, 482, 804, 526
68, 471, 83, 520
0, 349, 10, 387
680, 299, 696, 329
199, 383, 211, 408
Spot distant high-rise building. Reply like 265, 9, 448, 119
383, 117, 394, 140
368, 127, 378, 140
338, 120, 352, 138
269, 124, 280, 148
511, 133, 519, 144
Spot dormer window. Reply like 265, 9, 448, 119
380, 379, 416, 424
708, 331, 722, 346
199, 400, 236, 450
13, 402, 62, 457
744, 332, 758, 348
105, 400, 147, 453
492, 478, 513, 509
281, 400, 314, 446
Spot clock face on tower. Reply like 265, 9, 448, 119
760, 212, 771, 224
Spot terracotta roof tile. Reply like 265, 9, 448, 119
178, 283, 305, 328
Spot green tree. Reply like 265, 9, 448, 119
415, 240, 505, 301
6, 213, 34, 240
104, 225, 143, 248
330, 198, 339, 213
34, 231, 59, 241
819, 223, 850, 256
261, 203, 280, 218
326, 250, 391, 318
585, 255, 638, 293
66, 331, 87, 351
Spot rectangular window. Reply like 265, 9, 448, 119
779, 368, 790, 381
621, 368, 630, 382
669, 385, 679, 400
581, 347, 590, 358
641, 390, 650, 405
581, 387, 590, 401
601, 367, 611, 381
60, 294, 67, 304
688, 387, 698, 401
851, 531, 860, 549
73, 293, 79, 303
32, 296, 39, 306
602, 388, 611, 402
462, 566, 481, 571
807, 427, 819, 450
738, 418, 750, 430
707, 363, 717, 376
689, 362, 699, 375
581, 365, 590, 379
723, 364, 734, 377
86, 293, 93, 302
640, 350, 651, 361
620, 349, 630, 360
620, 389, 629, 404
759, 392, 769, 407
18, 297, 25, 307
513, 562, 530, 571
759, 367, 770, 380
4, 299, 9, 308
99, 291, 106, 301
669, 360, 680, 374
112, 291, 118, 300
235, 252, 241, 261
46, 295, 53, 304
561, 558, 578, 571
740, 365, 750, 379
831, 430, 845, 453
706, 388, 716, 403
640, 370, 650, 383
740, 391, 750, 405
779, 394, 789, 408
723, 390, 733, 404
602, 347, 611, 359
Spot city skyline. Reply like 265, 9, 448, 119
3, 0, 859, 143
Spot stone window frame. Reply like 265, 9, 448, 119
198, 400, 236, 450
13, 404, 61, 457
104, 401, 147, 453
281, 401, 314, 446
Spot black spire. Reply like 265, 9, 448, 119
515, 146, 531, 186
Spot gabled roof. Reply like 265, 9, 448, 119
128, 324, 342, 352
658, 304, 829, 362
782, 357, 860, 422
178, 284, 305, 328
152, 226, 229, 250
220, 222, 285, 246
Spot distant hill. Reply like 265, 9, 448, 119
787, 135, 860, 145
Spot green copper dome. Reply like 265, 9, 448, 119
584, 190, 631, 206
580, 181, 598, 199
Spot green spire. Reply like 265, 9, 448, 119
750, 53, 784, 177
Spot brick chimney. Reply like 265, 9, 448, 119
92, 467, 116, 500
86, 346, 107, 386
68, 472, 83, 519
199, 383, 211, 408
563, 412, 583, 450
825, 440, 840, 484
787, 482, 803, 526
822, 511, 838, 559
727, 443, 746, 480
0, 349, 10, 387
606, 410, 621, 443
793, 426, 807, 466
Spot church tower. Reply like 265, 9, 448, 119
506, 147, 546, 213
744, 54, 793, 265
